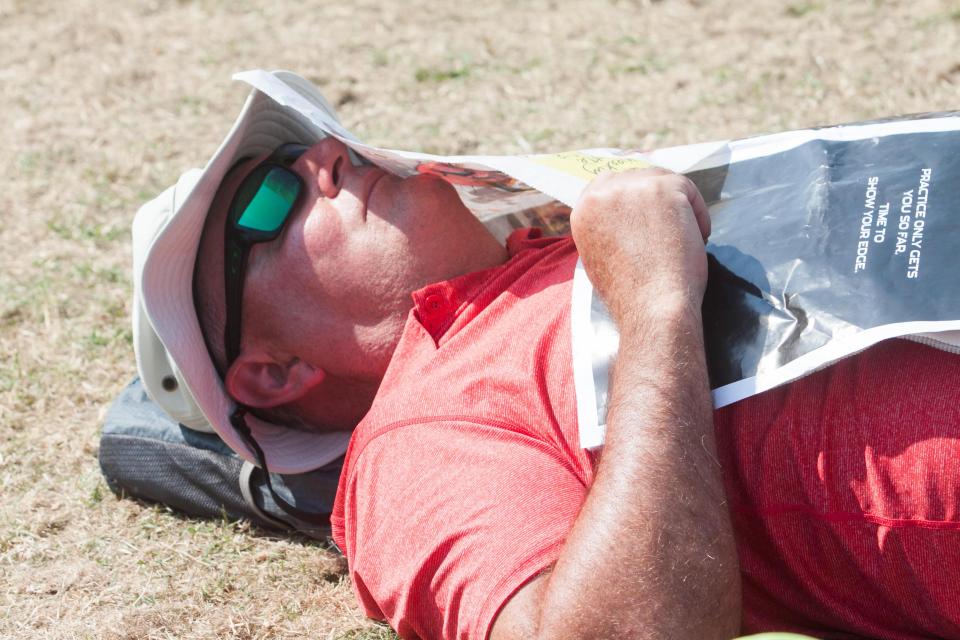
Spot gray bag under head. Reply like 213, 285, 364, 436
98, 378, 342, 540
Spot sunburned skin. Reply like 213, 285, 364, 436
194, 137, 509, 431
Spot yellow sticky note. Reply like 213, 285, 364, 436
531, 152, 651, 181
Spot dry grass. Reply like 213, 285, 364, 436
1, 0, 959, 637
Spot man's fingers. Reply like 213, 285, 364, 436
599, 168, 711, 242
676, 175, 711, 242
571, 167, 712, 315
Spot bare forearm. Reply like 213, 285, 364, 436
533, 298, 739, 639
492, 171, 740, 640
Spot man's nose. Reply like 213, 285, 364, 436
300, 137, 350, 199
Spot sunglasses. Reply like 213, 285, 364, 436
223, 142, 309, 367
219, 142, 332, 525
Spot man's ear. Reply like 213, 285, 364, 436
224, 353, 326, 409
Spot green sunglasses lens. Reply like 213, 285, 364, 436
236, 167, 301, 232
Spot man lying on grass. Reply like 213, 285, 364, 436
134, 72, 960, 640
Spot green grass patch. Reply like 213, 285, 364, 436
414, 65, 471, 82
785, 2, 820, 17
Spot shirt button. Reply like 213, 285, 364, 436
424, 293, 444, 312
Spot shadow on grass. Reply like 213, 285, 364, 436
108, 487, 343, 555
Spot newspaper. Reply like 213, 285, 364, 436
235, 70, 960, 450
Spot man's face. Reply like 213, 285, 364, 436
202, 136, 477, 381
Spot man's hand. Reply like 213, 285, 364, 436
570, 168, 712, 321
492, 169, 739, 640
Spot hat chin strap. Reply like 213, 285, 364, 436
238, 460, 291, 529
230, 406, 332, 525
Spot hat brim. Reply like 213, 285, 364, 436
139, 71, 351, 473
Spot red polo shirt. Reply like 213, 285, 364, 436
331, 230, 960, 640
717, 338, 960, 637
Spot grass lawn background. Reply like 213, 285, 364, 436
2, 0, 959, 637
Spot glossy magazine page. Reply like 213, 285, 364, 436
573, 116, 960, 448
234, 71, 960, 450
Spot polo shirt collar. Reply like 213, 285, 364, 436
410, 228, 551, 344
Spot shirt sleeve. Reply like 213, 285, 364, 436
335, 419, 590, 640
